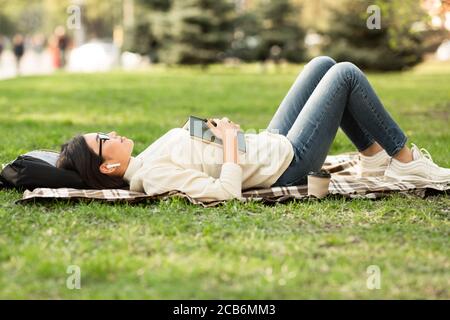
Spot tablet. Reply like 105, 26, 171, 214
184, 115, 246, 153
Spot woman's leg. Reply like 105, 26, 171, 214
273, 61, 408, 186
268, 56, 378, 154
267, 56, 337, 135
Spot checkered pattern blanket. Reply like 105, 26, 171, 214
17, 153, 449, 207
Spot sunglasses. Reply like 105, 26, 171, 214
96, 132, 110, 159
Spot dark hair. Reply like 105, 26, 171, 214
56, 135, 128, 189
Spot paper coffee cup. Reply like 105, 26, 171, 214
307, 170, 331, 199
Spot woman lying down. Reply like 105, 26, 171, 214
57, 56, 450, 202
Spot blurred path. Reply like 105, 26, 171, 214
0, 49, 55, 80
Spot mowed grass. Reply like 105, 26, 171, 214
0, 61, 449, 299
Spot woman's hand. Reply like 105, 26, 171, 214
206, 117, 239, 163
206, 117, 240, 141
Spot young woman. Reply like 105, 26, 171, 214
57, 56, 450, 201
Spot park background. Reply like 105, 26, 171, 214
1, 0, 449, 75
0, 0, 449, 299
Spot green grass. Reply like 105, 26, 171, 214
0, 61, 449, 299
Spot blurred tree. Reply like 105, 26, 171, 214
256, 0, 306, 62
81, 0, 122, 39
293, 0, 333, 33
322, 0, 432, 71
0, 12, 15, 36
0, 0, 118, 40
0, 0, 49, 36
123, 0, 172, 62
139, 0, 172, 10
152, 0, 236, 65
227, 10, 262, 62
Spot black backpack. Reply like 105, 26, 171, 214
0, 150, 87, 191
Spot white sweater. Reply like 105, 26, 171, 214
123, 128, 294, 202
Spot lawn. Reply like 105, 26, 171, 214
0, 61, 449, 299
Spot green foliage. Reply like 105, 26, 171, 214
138, 0, 172, 11
0, 12, 15, 36
227, 11, 262, 62
228, 0, 306, 63
255, 0, 306, 62
81, 0, 123, 38
134, 0, 307, 64
152, 0, 236, 65
0, 0, 120, 38
0, 0, 60, 36
122, 0, 172, 60
323, 0, 431, 70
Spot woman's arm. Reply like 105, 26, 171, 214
223, 129, 238, 164
206, 117, 240, 164
138, 161, 243, 201
137, 117, 243, 202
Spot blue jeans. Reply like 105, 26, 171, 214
270, 56, 407, 187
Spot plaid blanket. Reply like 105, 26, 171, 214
17, 153, 449, 207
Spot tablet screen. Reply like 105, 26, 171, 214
188, 116, 246, 153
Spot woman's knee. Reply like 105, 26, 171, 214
308, 56, 336, 68
330, 61, 360, 74
327, 61, 362, 81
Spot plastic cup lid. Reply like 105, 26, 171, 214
308, 170, 331, 178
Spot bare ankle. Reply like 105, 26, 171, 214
393, 146, 413, 163
360, 142, 383, 157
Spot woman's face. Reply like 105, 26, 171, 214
84, 131, 134, 175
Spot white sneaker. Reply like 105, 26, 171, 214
384, 144, 450, 183
359, 149, 390, 177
